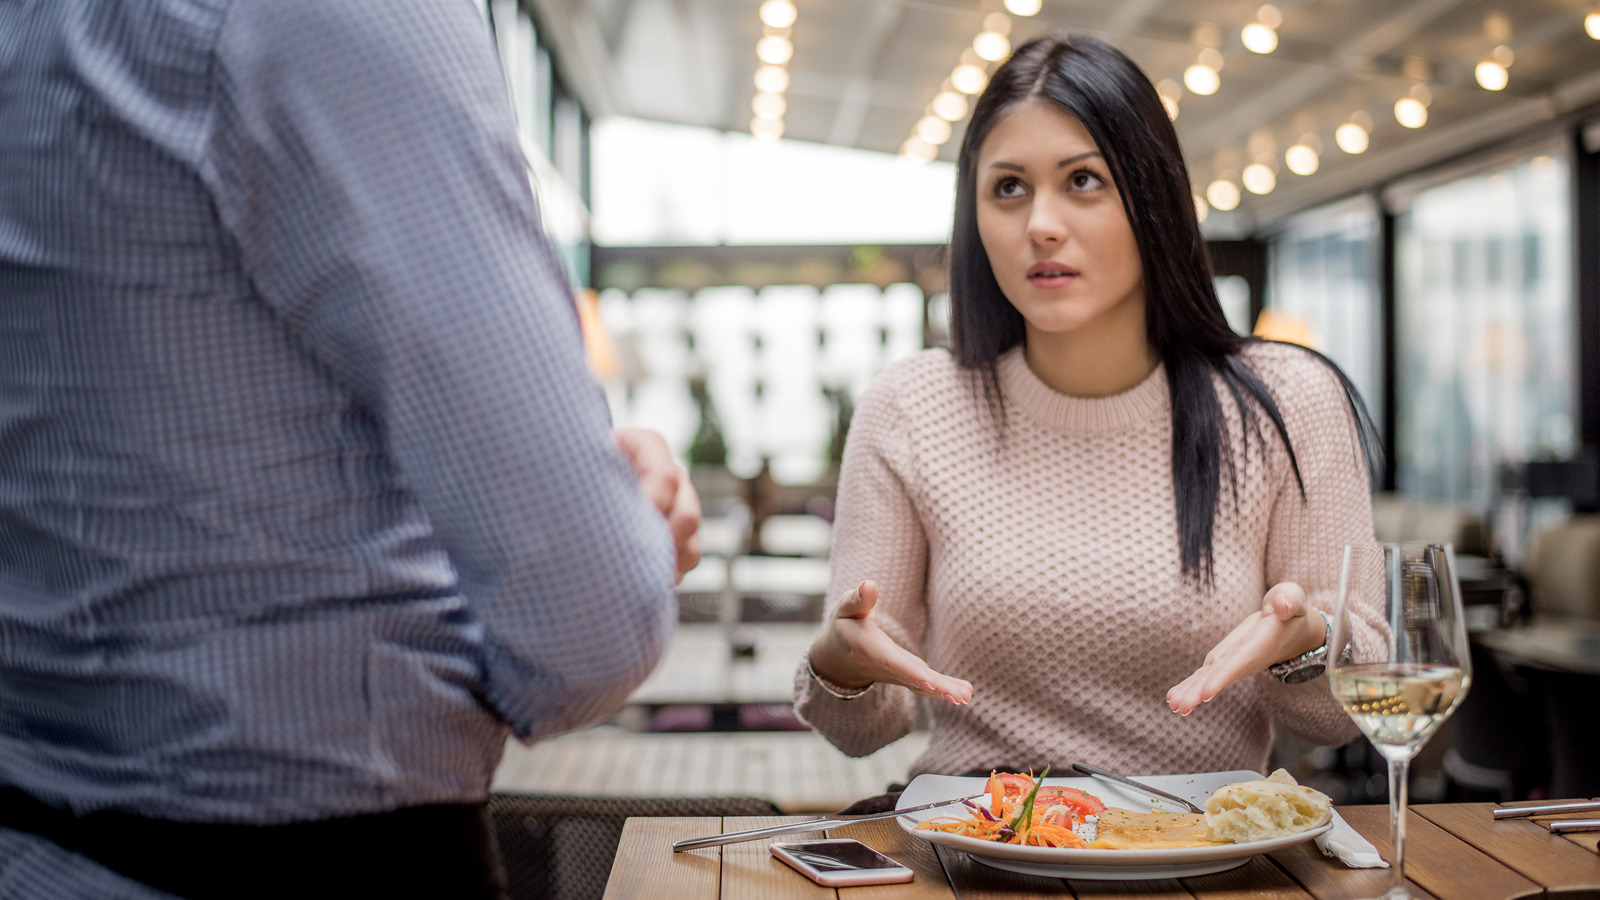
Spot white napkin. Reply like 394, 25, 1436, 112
1316, 814, 1387, 868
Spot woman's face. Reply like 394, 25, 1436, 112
974, 99, 1145, 342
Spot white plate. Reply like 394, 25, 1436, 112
895, 770, 1335, 880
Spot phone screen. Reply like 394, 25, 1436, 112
774, 841, 903, 870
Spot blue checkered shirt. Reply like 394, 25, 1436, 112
0, 0, 676, 894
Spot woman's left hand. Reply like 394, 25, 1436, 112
1165, 582, 1326, 716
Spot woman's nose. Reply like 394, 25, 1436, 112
1026, 198, 1068, 245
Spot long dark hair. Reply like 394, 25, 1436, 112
948, 34, 1381, 588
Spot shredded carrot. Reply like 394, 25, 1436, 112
914, 771, 1101, 847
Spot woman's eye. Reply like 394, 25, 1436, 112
992, 177, 1026, 198
1069, 170, 1105, 191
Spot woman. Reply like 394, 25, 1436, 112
795, 34, 1384, 780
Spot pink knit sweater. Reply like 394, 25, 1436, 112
794, 342, 1379, 778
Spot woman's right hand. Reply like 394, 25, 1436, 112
807, 580, 973, 705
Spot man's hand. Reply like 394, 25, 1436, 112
615, 428, 700, 580
1166, 582, 1325, 715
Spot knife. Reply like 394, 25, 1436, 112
1072, 762, 1205, 814
672, 794, 987, 852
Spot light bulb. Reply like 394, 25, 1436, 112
1241, 22, 1278, 54
754, 65, 789, 94
752, 92, 787, 119
1588, 12, 1600, 40
756, 35, 793, 65
973, 31, 1011, 62
1184, 64, 1220, 96
916, 115, 953, 146
1242, 163, 1277, 194
1161, 95, 1179, 121
751, 117, 784, 140
951, 64, 988, 95
902, 137, 938, 162
1206, 179, 1240, 211
1198, 47, 1225, 71
932, 91, 969, 122
1284, 144, 1319, 175
1004, 0, 1042, 15
1394, 97, 1428, 128
758, 0, 797, 29
1257, 4, 1283, 29
1194, 192, 1209, 224
1475, 60, 1509, 91
983, 13, 1012, 36
1492, 45, 1514, 67
1335, 122, 1369, 154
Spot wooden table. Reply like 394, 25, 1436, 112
603, 804, 1600, 899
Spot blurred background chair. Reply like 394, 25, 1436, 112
489, 792, 781, 900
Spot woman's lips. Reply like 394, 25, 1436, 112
1027, 261, 1080, 287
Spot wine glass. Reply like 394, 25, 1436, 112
1329, 542, 1473, 900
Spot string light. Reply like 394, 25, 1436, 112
751, 92, 787, 119
951, 64, 987, 95
932, 91, 969, 121
750, 5, 794, 140
915, 115, 953, 146
754, 66, 789, 94
1206, 177, 1241, 211
758, 0, 796, 29
1193, 192, 1210, 224
1004, 0, 1042, 15
1394, 97, 1427, 128
756, 35, 793, 65
1587, 11, 1600, 40
1475, 59, 1508, 90
902, 137, 938, 163
1242, 162, 1277, 194
1184, 62, 1220, 96
1241, 22, 1278, 54
973, 31, 1011, 62
1285, 142, 1319, 176
1335, 121, 1369, 154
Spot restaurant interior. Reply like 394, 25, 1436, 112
474, 0, 1600, 897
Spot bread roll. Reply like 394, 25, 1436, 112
1203, 769, 1331, 843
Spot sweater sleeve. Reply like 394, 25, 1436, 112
792, 367, 928, 757
1257, 349, 1380, 744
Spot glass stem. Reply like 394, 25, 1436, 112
1387, 754, 1412, 897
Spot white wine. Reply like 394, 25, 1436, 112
1329, 664, 1468, 759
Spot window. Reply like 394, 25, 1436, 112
1266, 196, 1383, 427
1392, 149, 1576, 507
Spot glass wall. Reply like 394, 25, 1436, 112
1266, 196, 1383, 427
1392, 148, 1576, 509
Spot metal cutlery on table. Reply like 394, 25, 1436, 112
671, 794, 987, 851
1071, 762, 1205, 814
1493, 798, 1600, 833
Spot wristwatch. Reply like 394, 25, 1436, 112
1267, 611, 1340, 684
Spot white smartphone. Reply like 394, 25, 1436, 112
769, 839, 915, 887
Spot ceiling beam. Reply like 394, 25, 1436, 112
827, 0, 907, 147
524, 0, 625, 117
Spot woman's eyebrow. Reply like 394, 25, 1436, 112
985, 151, 1102, 174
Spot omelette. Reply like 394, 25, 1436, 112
1087, 807, 1229, 849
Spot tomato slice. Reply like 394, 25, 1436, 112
1035, 786, 1107, 817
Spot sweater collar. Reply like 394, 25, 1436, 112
997, 345, 1169, 434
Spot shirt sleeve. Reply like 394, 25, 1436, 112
203, 0, 676, 740
792, 368, 925, 756
1258, 349, 1380, 745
